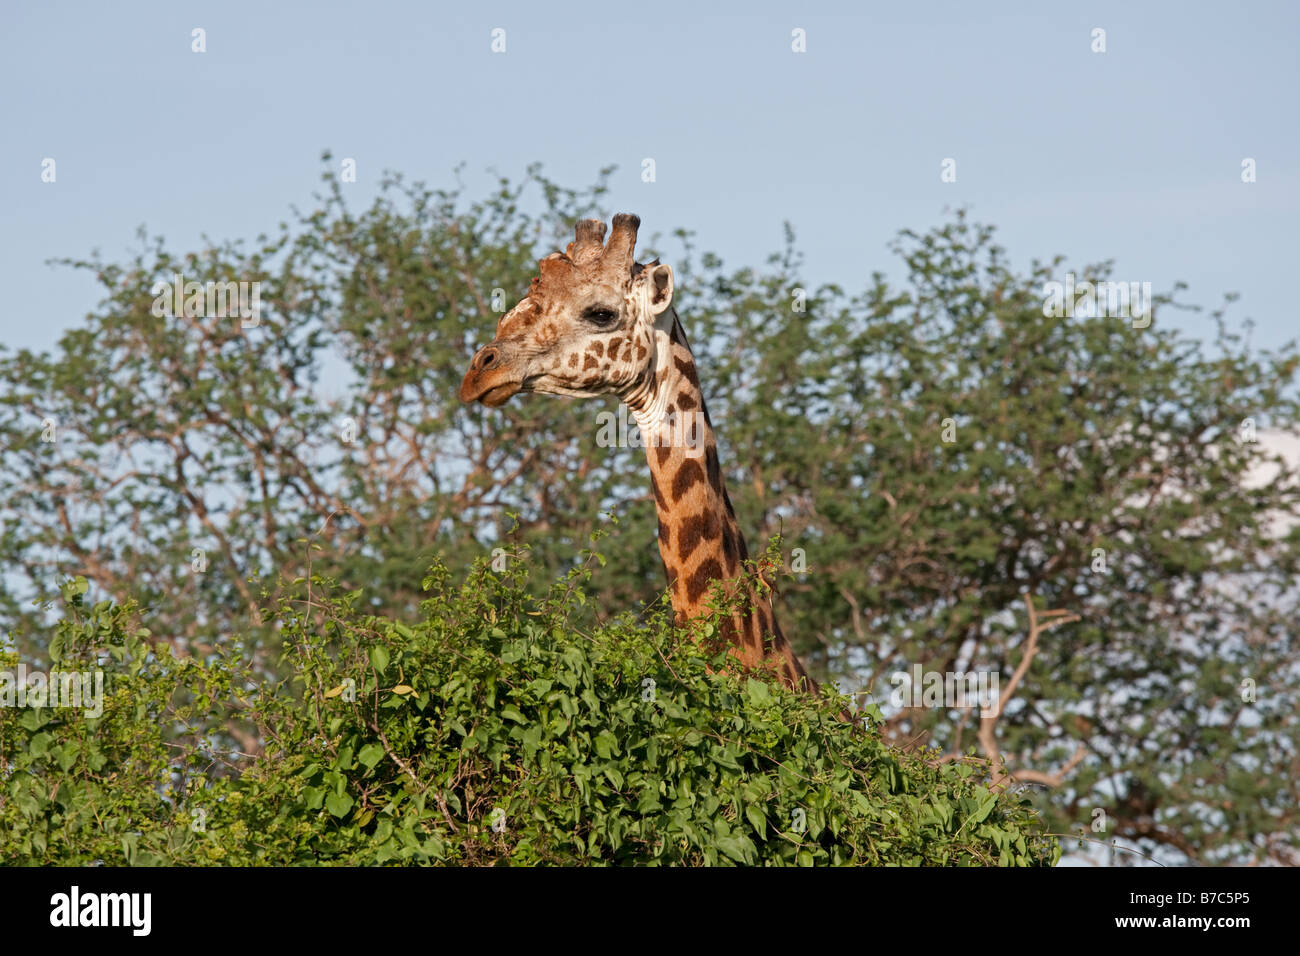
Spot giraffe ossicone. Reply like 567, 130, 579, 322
460, 214, 817, 694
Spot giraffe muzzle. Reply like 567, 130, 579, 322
460, 343, 524, 406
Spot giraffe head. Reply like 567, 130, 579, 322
459, 213, 674, 408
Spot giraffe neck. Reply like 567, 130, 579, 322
620, 310, 815, 693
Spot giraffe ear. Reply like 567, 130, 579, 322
648, 263, 673, 315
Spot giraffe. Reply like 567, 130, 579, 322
459, 213, 816, 694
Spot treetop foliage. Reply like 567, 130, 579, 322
0, 554, 1057, 866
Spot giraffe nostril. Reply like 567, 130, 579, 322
478, 347, 498, 370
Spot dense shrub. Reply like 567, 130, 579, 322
0, 554, 1058, 866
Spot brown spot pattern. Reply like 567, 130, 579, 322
671, 460, 705, 501
686, 558, 723, 604
677, 510, 719, 562
705, 446, 721, 490
721, 523, 739, 569
674, 354, 701, 388
650, 474, 668, 511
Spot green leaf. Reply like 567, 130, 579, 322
594, 730, 618, 759
357, 743, 385, 770
325, 792, 354, 818
716, 835, 754, 864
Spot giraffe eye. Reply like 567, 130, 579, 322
582, 307, 619, 328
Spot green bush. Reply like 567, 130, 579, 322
0, 555, 1058, 866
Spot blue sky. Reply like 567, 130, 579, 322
2, 0, 1297, 354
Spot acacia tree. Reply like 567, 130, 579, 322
1, 162, 1296, 864
685, 215, 1300, 864
0, 162, 640, 670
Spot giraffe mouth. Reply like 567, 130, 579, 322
479, 381, 522, 407
459, 367, 530, 407
459, 376, 522, 407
